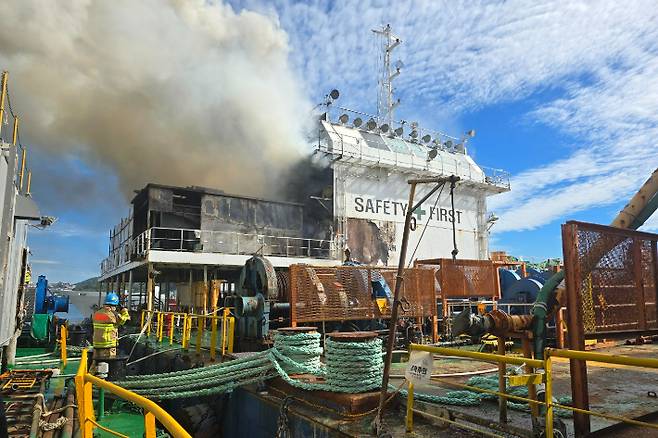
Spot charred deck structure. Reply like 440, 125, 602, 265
98, 109, 511, 316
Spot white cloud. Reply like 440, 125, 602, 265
249, 0, 658, 232
31, 259, 61, 265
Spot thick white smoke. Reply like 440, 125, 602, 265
0, 0, 310, 198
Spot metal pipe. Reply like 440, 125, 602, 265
410, 343, 543, 368
29, 381, 46, 438
12, 116, 18, 145
0, 71, 7, 140
26, 170, 31, 196
61, 386, 75, 438
98, 387, 105, 419
375, 177, 416, 432
376, 176, 455, 432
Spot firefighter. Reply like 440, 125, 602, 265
92, 292, 130, 359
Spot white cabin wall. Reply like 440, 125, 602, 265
333, 162, 486, 266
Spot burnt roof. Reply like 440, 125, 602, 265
131, 183, 304, 207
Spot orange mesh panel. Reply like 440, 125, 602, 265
567, 222, 658, 334
289, 265, 436, 323
417, 258, 499, 299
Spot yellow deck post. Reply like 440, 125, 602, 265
144, 411, 156, 438
227, 316, 234, 354
74, 350, 87, 432
169, 313, 175, 345
140, 310, 145, 330
210, 316, 218, 361
158, 312, 164, 344
545, 355, 554, 438
60, 325, 67, 369
195, 316, 205, 354
0, 71, 7, 139
181, 315, 187, 348
83, 380, 94, 436
406, 383, 414, 432
222, 309, 227, 357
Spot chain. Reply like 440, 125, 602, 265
40, 417, 68, 431
275, 396, 294, 438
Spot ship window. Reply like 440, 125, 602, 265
360, 131, 390, 151
407, 141, 427, 157
383, 137, 411, 154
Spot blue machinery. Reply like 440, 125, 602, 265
30, 275, 69, 342
33, 275, 69, 314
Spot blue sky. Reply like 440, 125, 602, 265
1, 0, 657, 281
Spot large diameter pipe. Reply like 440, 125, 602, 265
612, 168, 658, 229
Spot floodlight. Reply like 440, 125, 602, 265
456, 143, 465, 153
394, 127, 403, 136
427, 148, 438, 161
395, 60, 404, 70
466, 129, 476, 138
380, 123, 389, 133
444, 140, 453, 149
329, 89, 340, 100
421, 134, 431, 143
353, 117, 363, 128
410, 130, 418, 139
338, 114, 349, 124
366, 118, 377, 130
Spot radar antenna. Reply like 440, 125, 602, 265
372, 24, 402, 127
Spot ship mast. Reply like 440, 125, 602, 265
372, 24, 402, 127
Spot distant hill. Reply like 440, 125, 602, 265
74, 277, 99, 291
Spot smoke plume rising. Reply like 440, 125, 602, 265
0, 0, 310, 199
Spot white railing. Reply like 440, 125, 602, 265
316, 127, 510, 191
101, 227, 340, 276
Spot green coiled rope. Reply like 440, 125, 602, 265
272, 332, 324, 375
118, 331, 383, 398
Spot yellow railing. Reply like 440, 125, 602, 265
406, 344, 658, 437
544, 348, 658, 436
60, 324, 67, 369
140, 309, 234, 360
75, 349, 191, 438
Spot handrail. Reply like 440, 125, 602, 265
546, 348, 658, 368
406, 344, 658, 438
75, 349, 191, 438
409, 344, 543, 368
141, 309, 235, 359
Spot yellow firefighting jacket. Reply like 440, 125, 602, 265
93, 306, 130, 348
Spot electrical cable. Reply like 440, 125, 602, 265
127, 311, 154, 362
449, 176, 459, 260
407, 182, 445, 267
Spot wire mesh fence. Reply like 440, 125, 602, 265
565, 221, 658, 335
289, 265, 436, 324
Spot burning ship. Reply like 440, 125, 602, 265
2, 24, 658, 438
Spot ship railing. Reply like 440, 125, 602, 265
75, 349, 191, 438
140, 308, 235, 360
100, 228, 340, 276
404, 344, 658, 437
317, 125, 508, 189
146, 227, 338, 259
481, 165, 511, 189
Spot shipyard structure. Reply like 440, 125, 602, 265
99, 109, 510, 337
